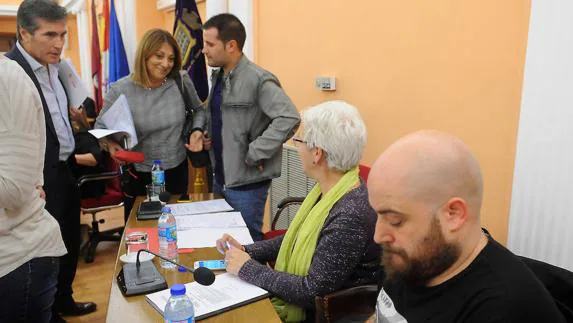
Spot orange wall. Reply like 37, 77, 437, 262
63, 15, 81, 74
0, 10, 80, 73
136, 0, 206, 42
0, 0, 22, 4
256, 0, 531, 244
0, 16, 16, 34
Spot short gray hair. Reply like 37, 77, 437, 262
302, 100, 367, 172
17, 0, 67, 41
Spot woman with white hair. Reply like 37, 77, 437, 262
217, 100, 380, 322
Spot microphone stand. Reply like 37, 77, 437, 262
136, 249, 193, 272
136, 249, 215, 286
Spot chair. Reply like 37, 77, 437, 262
264, 164, 371, 240
315, 284, 378, 323
78, 153, 124, 263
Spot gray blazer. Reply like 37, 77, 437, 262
206, 55, 300, 188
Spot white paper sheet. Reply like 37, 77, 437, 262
88, 129, 130, 140
167, 199, 233, 216
145, 273, 269, 320
98, 94, 138, 148
58, 59, 88, 109
177, 227, 253, 249
175, 212, 246, 231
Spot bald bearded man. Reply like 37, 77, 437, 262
367, 130, 565, 323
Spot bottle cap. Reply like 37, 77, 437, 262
153, 160, 160, 164
178, 266, 187, 273
170, 284, 186, 296
161, 207, 171, 213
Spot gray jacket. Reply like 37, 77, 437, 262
205, 56, 300, 188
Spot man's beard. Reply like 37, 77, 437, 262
381, 216, 460, 287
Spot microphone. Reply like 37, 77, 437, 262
137, 191, 172, 220
158, 191, 172, 203
116, 249, 216, 297
136, 249, 215, 286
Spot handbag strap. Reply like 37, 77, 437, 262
175, 71, 194, 117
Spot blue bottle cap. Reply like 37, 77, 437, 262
161, 207, 171, 213
170, 284, 186, 296
153, 160, 160, 164
178, 266, 187, 273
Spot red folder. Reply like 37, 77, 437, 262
125, 227, 194, 254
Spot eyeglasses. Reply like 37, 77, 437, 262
292, 137, 307, 146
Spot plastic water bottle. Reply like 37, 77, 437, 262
158, 207, 178, 269
164, 284, 194, 323
151, 160, 166, 195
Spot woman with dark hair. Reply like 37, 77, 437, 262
95, 29, 205, 221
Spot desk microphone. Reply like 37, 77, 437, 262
136, 249, 215, 286
137, 191, 173, 220
158, 191, 172, 203
116, 249, 215, 297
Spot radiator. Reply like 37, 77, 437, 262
507, 0, 573, 271
269, 145, 315, 230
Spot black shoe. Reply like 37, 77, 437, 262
50, 312, 67, 323
58, 301, 97, 316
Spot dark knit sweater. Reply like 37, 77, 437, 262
238, 183, 380, 309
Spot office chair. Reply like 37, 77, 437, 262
264, 164, 371, 240
314, 284, 378, 323
78, 152, 124, 263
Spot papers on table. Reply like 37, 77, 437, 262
175, 212, 246, 231
58, 59, 88, 109
166, 199, 233, 216
168, 199, 253, 249
177, 227, 254, 249
97, 94, 138, 148
145, 273, 269, 321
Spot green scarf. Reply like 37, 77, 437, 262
271, 167, 360, 322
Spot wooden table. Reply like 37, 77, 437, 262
106, 194, 281, 322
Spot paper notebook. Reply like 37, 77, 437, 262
145, 273, 269, 321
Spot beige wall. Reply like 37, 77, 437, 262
256, 0, 531, 244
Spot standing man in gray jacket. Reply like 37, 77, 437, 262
188, 13, 300, 241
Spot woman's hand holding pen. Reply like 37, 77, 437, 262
216, 233, 245, 254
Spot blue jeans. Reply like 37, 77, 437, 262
214, 181, 270, 241
0, 257, 59, 323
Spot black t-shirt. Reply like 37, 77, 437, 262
375, 236, 566, 323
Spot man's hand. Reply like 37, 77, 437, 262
37, 185, 45, 200
102, 140, 125, 163
186, 130, 204, 152
224, 247, 251, 276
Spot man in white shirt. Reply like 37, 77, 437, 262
0, 57, 67, 323
5, 1, 96, 321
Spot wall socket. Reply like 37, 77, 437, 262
315, 76, 336, 91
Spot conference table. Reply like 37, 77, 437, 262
106, 194, 281, 322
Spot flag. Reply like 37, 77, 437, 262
90, 0, 102, 113
108, 0, 129, 85
173, 0, 208, 101
100, 0, 110, 93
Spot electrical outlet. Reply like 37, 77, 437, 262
315, 76, 336, 91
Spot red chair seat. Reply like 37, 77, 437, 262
263, 229, 287, 241
81, 187, 124, 209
